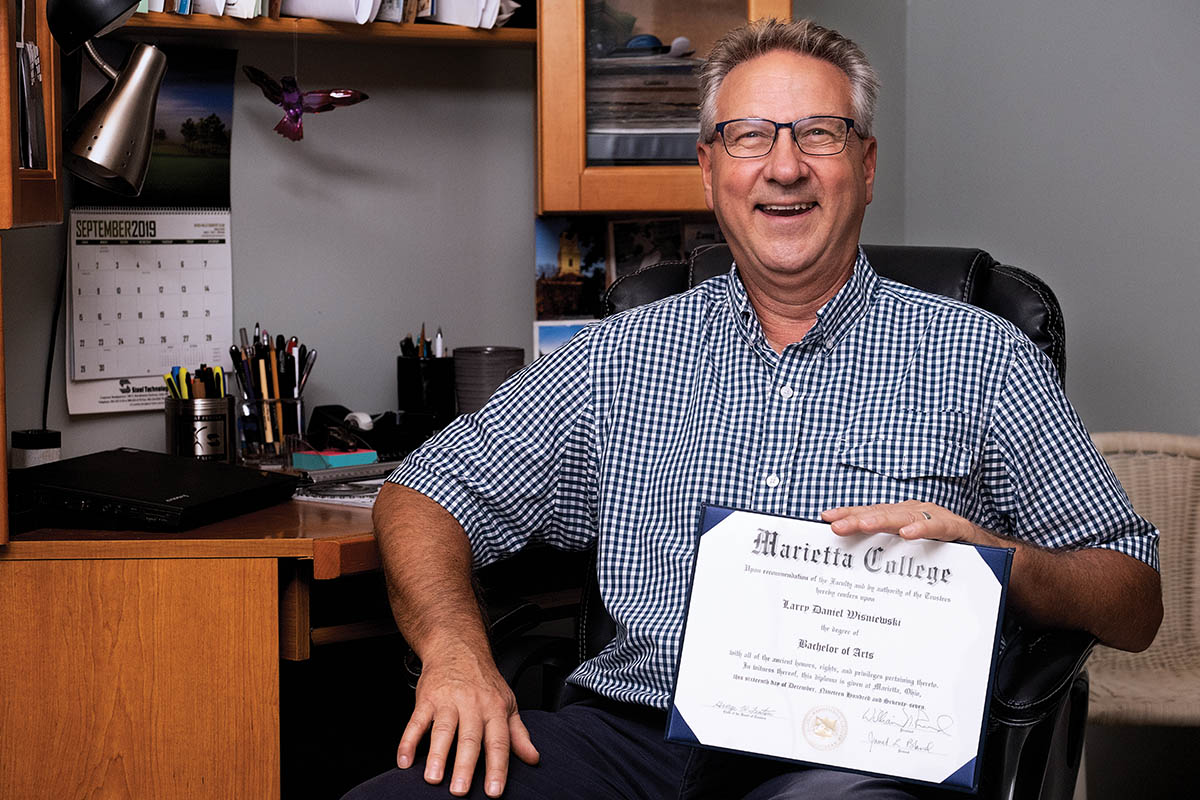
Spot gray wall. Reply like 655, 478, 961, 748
904, 0, 1200, 434
794, 0, 907, 246
799, 0, 1199, 435
3, 40, 536, 458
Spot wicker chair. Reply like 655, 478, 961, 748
1088, 432, 1200, 724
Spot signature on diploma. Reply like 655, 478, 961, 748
865, 730, 940, 756
711, 701, 779, 721
862, 706, 954, 737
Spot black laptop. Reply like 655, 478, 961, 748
10, 448, 301, 532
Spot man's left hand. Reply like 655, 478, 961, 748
821, 500, 996, 547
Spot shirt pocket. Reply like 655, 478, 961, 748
839, 433, 974, 480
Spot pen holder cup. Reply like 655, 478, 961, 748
165, 395, 237, 464
238, 397, 305, 463
397, 356, 457, 428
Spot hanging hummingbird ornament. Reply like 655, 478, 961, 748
243, 65, 369, 142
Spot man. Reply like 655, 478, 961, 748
349, 18, 1161, 800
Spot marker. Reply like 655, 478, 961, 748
434, 327, 444, 358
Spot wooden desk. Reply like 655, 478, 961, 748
0, 501, 381, 800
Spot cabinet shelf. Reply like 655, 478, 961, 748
124, 11, 536, 47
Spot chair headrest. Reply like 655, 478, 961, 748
605, 242, 1065, 381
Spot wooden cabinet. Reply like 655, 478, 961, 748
1, 0, 65, 545
537, 0, 789, 213
0, 0, 62, 229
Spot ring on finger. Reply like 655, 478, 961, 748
920, 511, 932, 521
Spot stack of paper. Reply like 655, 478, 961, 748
139, 0, 261, 16
140, 0, 519, 25
430, 0, 520, 29
279, 0, 384, 23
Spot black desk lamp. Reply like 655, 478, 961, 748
46, 0, 166, 196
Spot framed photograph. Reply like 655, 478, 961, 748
534, 320, 591, 360
683, 220, 725, 254
607, 218, 683, 285
536, 216, 608, 320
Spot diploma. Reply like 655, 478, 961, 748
667, 505, 1012, 791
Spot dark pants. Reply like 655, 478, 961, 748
340, 688, 922, 800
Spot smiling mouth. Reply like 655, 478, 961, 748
757, 202, 817, 217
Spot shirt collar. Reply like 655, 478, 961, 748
725, 248, 879, 354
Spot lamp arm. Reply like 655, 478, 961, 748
82, 40, 120, 82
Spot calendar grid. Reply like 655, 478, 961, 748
68, 207, 233, 382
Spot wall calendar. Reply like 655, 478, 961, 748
66, 207, 233, 414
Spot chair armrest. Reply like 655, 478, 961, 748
990, 620, 1095, 726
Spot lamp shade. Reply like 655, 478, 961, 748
64, 43, 167, 196
47, 0, 140, 55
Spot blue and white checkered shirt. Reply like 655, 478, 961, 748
389, 251, 1158, 709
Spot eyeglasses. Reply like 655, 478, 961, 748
713, 116, 858, 158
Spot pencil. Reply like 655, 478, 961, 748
268, 339, 285, 447
258, 358, 275, 451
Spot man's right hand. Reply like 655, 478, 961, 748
398, 646, 540, 798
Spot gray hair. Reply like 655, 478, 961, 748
698, 18, 880, 142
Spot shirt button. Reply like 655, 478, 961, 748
778, 385, 795, 399
765, 474, 781, 488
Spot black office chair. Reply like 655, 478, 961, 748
494, 244, 1092, 800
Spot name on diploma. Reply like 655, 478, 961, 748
667, 505, 1013, 792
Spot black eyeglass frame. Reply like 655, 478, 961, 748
712, 115, 860, 158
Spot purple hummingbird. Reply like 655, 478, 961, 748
243, 65, 369, 142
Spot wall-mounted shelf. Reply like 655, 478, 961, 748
124, 11, 536, 47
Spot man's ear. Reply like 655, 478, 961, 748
861, 136, 878, 206
697, 141, 716, 211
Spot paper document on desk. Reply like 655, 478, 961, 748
668, 505, 1011, 792
293, 479, 384, 508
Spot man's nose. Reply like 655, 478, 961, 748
762, 130, 810, 184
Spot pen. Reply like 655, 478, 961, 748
287, 352, 302, 433
434, 327, 444, 358
229, 346, 249, 400
299, 348, 317, 394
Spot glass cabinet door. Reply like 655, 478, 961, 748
1, 0, 63, 229
538, 0, 789, 213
